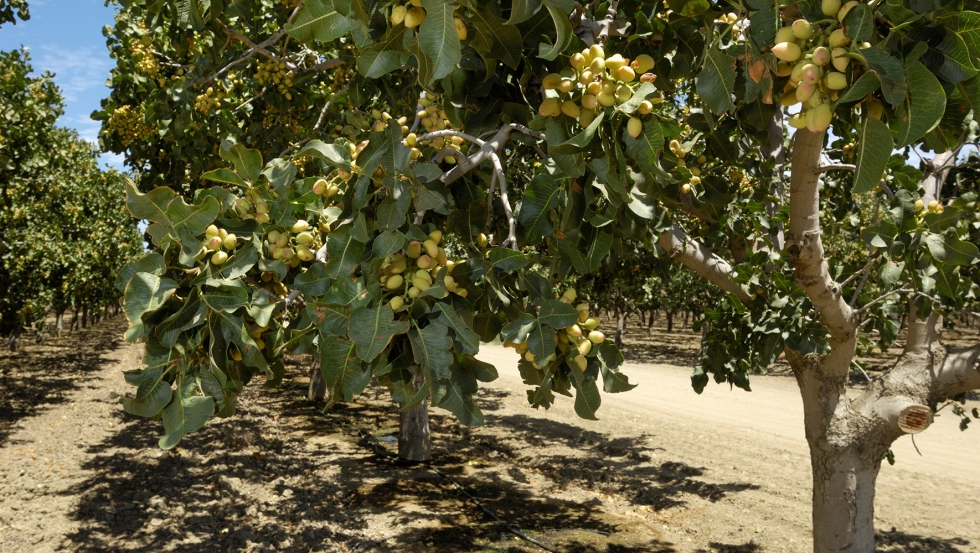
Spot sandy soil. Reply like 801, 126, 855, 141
0, 315, 977, 553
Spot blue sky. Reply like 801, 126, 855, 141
0, 0, 123, 168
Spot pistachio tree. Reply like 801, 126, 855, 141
0, 49, 143, 348
102, 0, 980, 550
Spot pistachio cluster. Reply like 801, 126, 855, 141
504, 288, 604, 372
107, 103, 155, 147
538, 45, 661, 131
199, 224, 240, 266
403, 94, 464, 164
194, 85, 225, 114
379, 231, 467, 312
130, 25, 160, 78
774, 0, 870, 133
915, 199, 945, 215
255, 59, 295, 100
262, 220, 321, 268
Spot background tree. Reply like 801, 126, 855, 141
104, 0, 980, 551
0, 49, 143, 349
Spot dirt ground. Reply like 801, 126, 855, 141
0, 315, 978, 553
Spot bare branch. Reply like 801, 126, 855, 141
659, 226, 751, 302
680, 192, 718, 224
785, 129, 856, 344
235, 86, 269, 111
409, 91, 427, 134
490, 152, 517, 249
212, 25, 289, 82
814, 163, 856, 175
841, 254, 879, 290
416, 130, 486, 147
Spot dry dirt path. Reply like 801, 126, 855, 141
476, 345, 980, 553
1, 317, 977, 553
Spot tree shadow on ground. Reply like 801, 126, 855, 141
876, 528, 972, 553
694, 542, 760, 553
0, 317, 126, 446
58, 355, 761, 552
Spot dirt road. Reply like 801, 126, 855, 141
1, 317, 977, 552
476, 345, 980, 553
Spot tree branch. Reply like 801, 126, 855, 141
855, 288, 911, 314
785, 129, 856, 344
659, 226, 751, 302
814, 163, 855, 175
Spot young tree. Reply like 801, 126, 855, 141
104, 0, 980, 550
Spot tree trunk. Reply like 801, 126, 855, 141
82, 305, 89, 328
615, 311, 625, 349
55, 309, 65, 338
666, 311, 674, 332
647, 311, 655, 336
683, 311, 689, 329
398, 365, 431, 462
308, 359, 326, 402
809, 445, 880, 552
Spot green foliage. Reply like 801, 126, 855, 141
0, 0, 28, 27
0, 49, 143, 339
106, 0, 980, 446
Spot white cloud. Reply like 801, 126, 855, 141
34, 44, 112, 103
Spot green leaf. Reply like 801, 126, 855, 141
434, 302, 481, 355
500, 313, 536, 344
569, 367, 601, 420
120, 367, 173, 418
326, 227, 366, 278
159, 375, 214, 450
348, 304, 410, 362
470, 6, 523, 68
319, 336, 371, 402
896, 61, 946, 148
123, 273, 178, 335
843, 5, 873, 41
526, 320, 556, 365
201, 168, 246, 187
157, 290, 208, 348
436, 365, 485, 426
116, 253, 165, 293
418, 0, 462, 84
538, 299, 579, 329
409, 321, 454, 385
219, 141, 263, 181
505, 0, 541, 25
834, 72, 881, 106
473, 313, 503, 342
373, 230, 406, 258
860, 47, 906, 106
549, 110, 604, 155
488, 248, 529, 272
615, 82, 660, 115
935, 264, 960, 300
880, 261, 905, 286
200, 242, 260, 286
624, 116, 665, 173
943, 235, 980, 265
696, 47, 736, 115
357, 25, 410, 78
517, 171, 561, 246
853, 116, 893, 194
459, 355, 498, 382
294, 263, 331, 296
537, 0, 573, 61
284, 0, 355, 43
413, 163, 443, 183
296, 140, 351, 168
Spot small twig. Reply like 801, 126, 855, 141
235, 86, 269, 111
409, 91, 427, 134
911, 433, 922, 456
856, 288, 912, 314
490, 152, 517, 249
430, 466, 560, 553
416, 129, 486, 147
841, 254, 879, 289
211, 24, 289, 82
280, 81, 351, 157
813, 163, 856, 175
